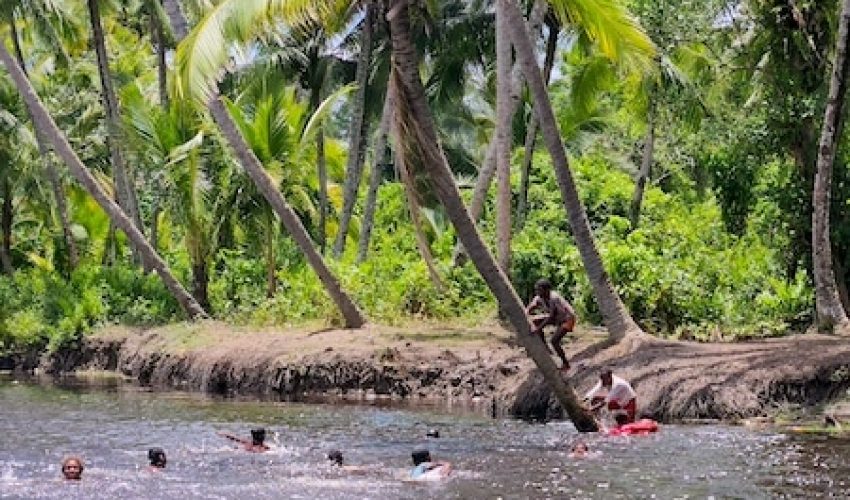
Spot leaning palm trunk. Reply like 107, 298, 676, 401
333, 5, 375, 257
163, 0, 366, 328
517, 20, 557, 230
629, 102, 654, 230
503, 0, 642, 342
387, 0, 597, 431
357, 90, 393, 263
495, 0, 513, 274
813, 0, 850, 332
10, 20, 79, 270
453, 0, 548, 267
316, 128, 328, 253
0, 42, 208, 319
87, 0, 144, 265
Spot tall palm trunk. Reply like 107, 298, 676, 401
153, 13, 168, 108
317, 127, 328, 253
517, 20, 557, 229
333, 5, 375, 257
357, 90, 393, 263
453, 0, 547, 266
10, 19, 79, 270
503, 0, 641, 342
495, 0, 513, 274
162, 0, 366, 328
0, 42, 208, 319
813, 0, 850, 332
265, 214, 277, 297
629, 101, 655, 230
0, 176, 12, 276
387, 0, 597, 431
87, 0, 144, 264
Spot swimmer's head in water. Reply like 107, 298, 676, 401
328, 450, 343, 466
251, 428, 266, 445
61, 457, 83, 480
426, 429, 440, 438
412, 449, 431, 466
571, 442, 589, 454
148, 448, 167, 468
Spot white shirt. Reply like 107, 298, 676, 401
584, 375, 636, 405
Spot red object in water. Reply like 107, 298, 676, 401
607, 419, 659, 436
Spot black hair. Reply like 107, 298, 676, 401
251, 428, 266, 444
614, 414, 629, 426
328, 450, 343, 466
148, 448, 166, 467
534, 278, 552, 291
412, 449, 431, 466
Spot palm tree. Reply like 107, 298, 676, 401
86, 0, 144, 265
123, 86, 216, 310
2, 0, 79, 270
387, 0, 596, 431
164, 0, 366, 328
356, 88, 392, 263
813, 0, 850, 332
333, 3, 375, 257
516, 14, 558, 229
503, 0, 652, 343
0, 41, 208, 319
454, 0, 549, 268
495, 0, 513, 274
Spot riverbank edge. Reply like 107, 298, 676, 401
3, 323, 850, 424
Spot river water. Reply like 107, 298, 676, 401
1, 375, 848, 499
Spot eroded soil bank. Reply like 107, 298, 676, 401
7, 322, 850, 423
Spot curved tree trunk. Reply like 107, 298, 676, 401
162, 0, 366, 328
333, 5, 375, 257
87, 0, 144, 265
517, 20, 557, 230
504, 0, 642, 342
357, 90, 393, 263
0, 176, 12, 276
387, 0, 597, 431
813, 0, 850, 332
11, 19, 79, 271
495, 0, 513, 274
0, 42, 208, 319
453, 0, 548, 266
629, 102, 655, 230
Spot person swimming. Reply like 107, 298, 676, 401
61, 457, 83, 481
568, 441, 589, 459
148, 448, 167, 470
409, 449, 452, 480
218, 428, 270, 453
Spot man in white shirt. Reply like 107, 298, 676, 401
584, 368, 637, 424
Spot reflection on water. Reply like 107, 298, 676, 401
1, 375, 849, 499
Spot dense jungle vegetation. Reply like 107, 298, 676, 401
1, 0, 849, 356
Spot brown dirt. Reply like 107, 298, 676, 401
33, 322, 850, 423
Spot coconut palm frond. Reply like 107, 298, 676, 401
175, 0, 351, 103
548, 0, 655, 73
300, 82, 354, 145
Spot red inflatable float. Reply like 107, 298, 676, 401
606, 418, 660, 436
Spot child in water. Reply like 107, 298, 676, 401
218, 428, 270, 453
147, 448, 167, 471
409, 449, 452, 480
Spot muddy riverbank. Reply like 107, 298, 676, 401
5, 322, 850, 422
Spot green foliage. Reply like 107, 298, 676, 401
0, 265, 179, 354
512, 153, 811, 338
